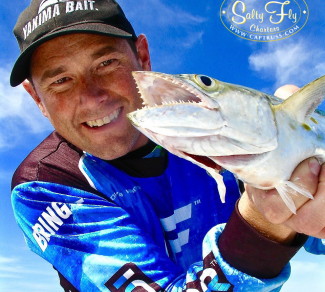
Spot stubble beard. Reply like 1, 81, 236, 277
83, 123, 147, 160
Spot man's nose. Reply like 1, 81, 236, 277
79, 75, 108, 105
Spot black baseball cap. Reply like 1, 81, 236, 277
10, 0, 137, 87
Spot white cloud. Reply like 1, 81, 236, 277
248, 38, 325, 89
0, 255, 17, 265
181, 31, 205, 49
118, 0, 207, 71
0, 254, 60, 292
0, 66, 52, 150
120, 0, 206, 31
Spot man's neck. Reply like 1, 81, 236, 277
107, 141, 167, 177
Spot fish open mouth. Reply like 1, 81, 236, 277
184, 152, 261, 171
184, 152, 222, 171
132, 71, 214, 109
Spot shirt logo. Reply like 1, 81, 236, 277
160, 203, 192, 255
105, 263, 163, 292
32, 202, 73, 252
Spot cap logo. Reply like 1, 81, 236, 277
38, 0, 68, 14
23, 0, 97, 40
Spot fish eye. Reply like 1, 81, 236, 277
194, 75, 217, 90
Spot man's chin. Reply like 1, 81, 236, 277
84, 138, 148, 160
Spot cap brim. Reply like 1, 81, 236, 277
10, 22, 134, 87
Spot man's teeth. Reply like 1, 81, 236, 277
86, 109, 120, 128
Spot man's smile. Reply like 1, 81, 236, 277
85, 107, 122, 128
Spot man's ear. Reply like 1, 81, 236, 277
135, 34, 151, 71
22, 80, 49, 118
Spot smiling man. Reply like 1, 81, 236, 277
9, 0, 325, 291
24, 33, 150, 159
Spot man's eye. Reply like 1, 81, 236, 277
53, 77, 69, 85
99, 59, 115, 67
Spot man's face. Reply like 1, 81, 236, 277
26, 33, 151, 159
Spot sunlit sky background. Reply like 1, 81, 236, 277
0, 0, 324, 291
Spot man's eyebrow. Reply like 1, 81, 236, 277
41, 66, 66, 83
40, 46, 119, 82
91, 46, 119, 59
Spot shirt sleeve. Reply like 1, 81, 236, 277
304, 237, 325, 255
218, 202, 308, 278
12, 181, 293, 292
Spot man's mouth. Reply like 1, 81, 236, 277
85, 108, 121, 128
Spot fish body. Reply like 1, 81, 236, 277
128, 71, 325, 213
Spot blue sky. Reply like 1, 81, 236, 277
0, 0, 324, 291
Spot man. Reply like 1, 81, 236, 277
10, 0, 324, 291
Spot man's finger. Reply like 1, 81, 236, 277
246, 158, 320, 224
288, 158, 320, 210
285, 166, 325, 238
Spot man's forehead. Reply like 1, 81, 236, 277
40, 32, 126, 47
32, 33, 128, 59
29, 34, 131, 79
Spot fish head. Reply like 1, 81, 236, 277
128, 71, 278, 161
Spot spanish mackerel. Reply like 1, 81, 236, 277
128, 72, 325, 213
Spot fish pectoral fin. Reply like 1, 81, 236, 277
275, 181, 314, 214
277, 75, 325, 123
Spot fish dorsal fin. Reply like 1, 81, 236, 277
276, 75, 325, 123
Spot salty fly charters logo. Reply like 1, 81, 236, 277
220, 0, 309, 42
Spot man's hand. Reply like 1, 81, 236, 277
239, 158, 325, 244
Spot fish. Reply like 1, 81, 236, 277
127, 71, 325, 213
